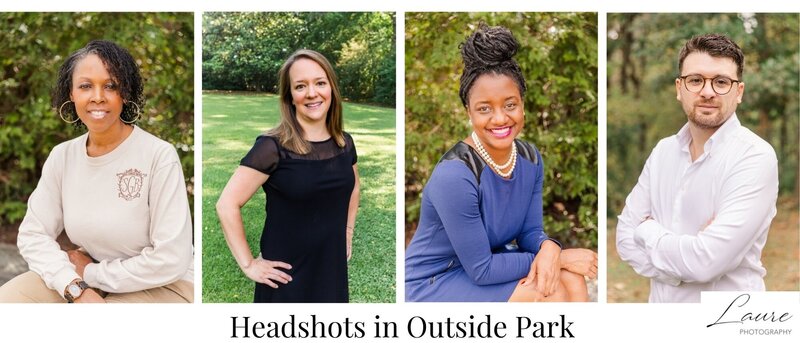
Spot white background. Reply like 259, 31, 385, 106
1, 1, 798, 342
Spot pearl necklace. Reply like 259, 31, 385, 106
471, 131, 517, 178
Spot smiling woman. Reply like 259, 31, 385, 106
0, 40, 194, 303
404, 24, 597, 302
215, 49, 360, 303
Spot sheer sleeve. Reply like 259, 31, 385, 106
345, 132, 358, 165
240, 135, 280, 175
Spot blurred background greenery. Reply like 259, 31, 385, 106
202, 12, 396, 106
607, 13, 800, 302
405, 12, 598, 250
0, 12, 194, 232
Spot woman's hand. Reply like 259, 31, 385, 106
242, 257, 293, 289
67, 249, 93, 278
508, 278, 546, 302
560, 248, 598, 279
346, 226, 354, 261
525, 240, 561, 296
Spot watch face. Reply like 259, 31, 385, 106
68, 284, 83, 298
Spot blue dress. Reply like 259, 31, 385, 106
405, 140, 558, 302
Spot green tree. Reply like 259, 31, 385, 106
202, 12, 396, 106
0, 12, 194, 226
405, 12, 598, 249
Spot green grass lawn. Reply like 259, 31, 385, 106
201, 91, 396, 303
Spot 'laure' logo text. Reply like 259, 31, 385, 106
707, 293, 793, 328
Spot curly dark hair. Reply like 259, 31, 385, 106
51, 40, 144, 127
678, 33, 744, 79
458, 23, 527, 107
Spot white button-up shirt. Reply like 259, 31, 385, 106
616, 113, 778, 303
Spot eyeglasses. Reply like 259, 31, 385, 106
678, 74, 740, 95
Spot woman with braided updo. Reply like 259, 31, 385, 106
405, 24, 597, 302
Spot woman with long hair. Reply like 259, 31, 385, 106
216, 49, 360, 303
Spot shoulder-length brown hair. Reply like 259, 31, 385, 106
266, 49, 345, 154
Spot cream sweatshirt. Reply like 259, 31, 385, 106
17, 125, 194, 298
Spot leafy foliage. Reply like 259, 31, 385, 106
405, 13, 598, 249
202, 12, 396, 106
0, 13, 194, 225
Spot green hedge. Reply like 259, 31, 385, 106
202, 12, 396, 106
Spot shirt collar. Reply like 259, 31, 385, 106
706, 112, 741, 150
676, 122, 692, 149
676, 112, 741, 155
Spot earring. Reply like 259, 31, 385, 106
59, 101, 79, 124
121, 102, 141, 124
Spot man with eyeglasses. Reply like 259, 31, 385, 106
615, 34, 778, 303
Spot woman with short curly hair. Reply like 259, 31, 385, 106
0, 40, 194, 303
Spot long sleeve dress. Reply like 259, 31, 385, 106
405, 140, 559, 302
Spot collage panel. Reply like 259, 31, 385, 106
201, 12, 397, 303
607, 13, 800, 302
404, 12, 599, 302
0, 2, 797, 342
0, 12, 195, 303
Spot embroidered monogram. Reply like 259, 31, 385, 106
117, 168, 147, 201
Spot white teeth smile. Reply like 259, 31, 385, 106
89, 111, 107, 119
491, 127, 510, 135
306, 102, 322, 109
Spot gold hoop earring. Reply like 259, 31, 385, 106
59, 101, 79, 124
121, 102, 141, 124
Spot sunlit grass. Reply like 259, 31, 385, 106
201, 91, 396, 303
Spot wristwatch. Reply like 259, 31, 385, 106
64, 279, 90, 303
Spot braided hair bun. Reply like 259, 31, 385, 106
458, 24, 527, 107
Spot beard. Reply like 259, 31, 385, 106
686, 101, 730, 130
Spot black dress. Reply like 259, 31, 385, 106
240, 133, 357, 303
